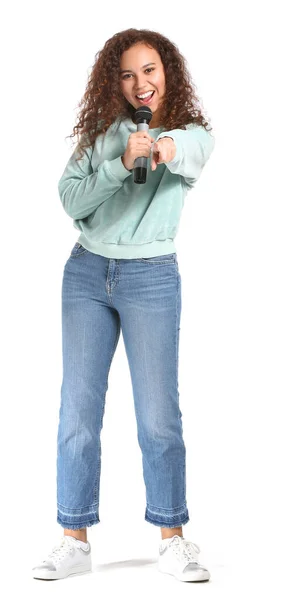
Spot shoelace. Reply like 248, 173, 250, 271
46, 537, 81, 564
168, 535, 201, 567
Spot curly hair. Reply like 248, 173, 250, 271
65, 28, 213, 161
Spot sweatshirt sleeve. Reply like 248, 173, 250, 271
155, 124, 215, 189
58, 140, 132, 220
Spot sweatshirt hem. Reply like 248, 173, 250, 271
76, 236, 176, 259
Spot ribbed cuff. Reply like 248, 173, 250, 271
106, 155, 132, 181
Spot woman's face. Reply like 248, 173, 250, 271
119, 43, 166, 127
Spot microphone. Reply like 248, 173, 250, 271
133, 105, 153, 184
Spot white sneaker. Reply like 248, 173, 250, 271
32, 535, 92, 580
158, 534, 210, 582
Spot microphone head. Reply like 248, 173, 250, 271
134, 105, 153, 124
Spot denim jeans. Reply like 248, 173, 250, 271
57, 242, 190, 529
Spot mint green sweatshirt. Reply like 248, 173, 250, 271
58, 116, 215, 259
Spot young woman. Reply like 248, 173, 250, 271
32, 28, 215, 583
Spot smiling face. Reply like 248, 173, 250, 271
119, 43, 166, 128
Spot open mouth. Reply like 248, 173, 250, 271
135, 91, 155, 104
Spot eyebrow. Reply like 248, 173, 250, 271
120, 62, 156, 74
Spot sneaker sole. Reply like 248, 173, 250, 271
158, 563, 210, 582
32, 564, 92, 580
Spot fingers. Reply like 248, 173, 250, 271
131, 131, 155, 143
126, 132, 156, 167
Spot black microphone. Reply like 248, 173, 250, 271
133, 105, 153, 184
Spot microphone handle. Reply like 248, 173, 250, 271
134, 122, 149, 184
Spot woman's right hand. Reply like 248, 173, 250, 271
122, 131, 155, 171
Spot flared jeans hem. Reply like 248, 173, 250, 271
57, 502, 189, 529
57, 503, 100, 529
145, 503, 190, 527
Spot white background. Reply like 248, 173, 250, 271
1, 1, 285, 597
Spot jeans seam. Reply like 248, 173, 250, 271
147, 502, 187, 513
137, 259, 176, 265
93, 315, 121, 506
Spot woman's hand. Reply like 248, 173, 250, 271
151, 137, 176, 170
122, 131, 155, 171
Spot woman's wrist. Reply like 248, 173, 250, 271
121, 155, 132, 172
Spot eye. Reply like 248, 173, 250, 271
122, 67, 155, 80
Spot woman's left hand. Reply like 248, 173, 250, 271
151, 137, 176, 170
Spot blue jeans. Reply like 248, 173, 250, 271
57, 242, 190, 529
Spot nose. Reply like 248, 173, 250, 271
134, 75, 150, 91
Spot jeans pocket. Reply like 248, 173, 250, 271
70, 242, 89, 257
139, 253, 177, 264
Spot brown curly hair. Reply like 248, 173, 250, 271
66, 28, 213, 161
